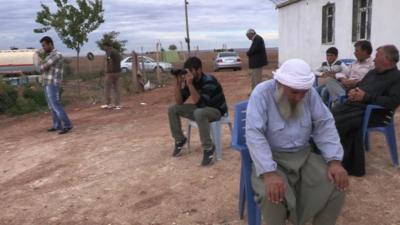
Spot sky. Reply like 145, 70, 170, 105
0, 0, 279, 56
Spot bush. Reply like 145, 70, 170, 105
0, 81, 18, 113
23, 87, 47, 107
7, 98, 41, 115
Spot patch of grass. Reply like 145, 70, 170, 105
7, 98, 42, 115
0, 81, 18, 113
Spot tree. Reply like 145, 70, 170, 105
168, 44, 177, 51
96, 31, 127, 54
34, 0, 105, 74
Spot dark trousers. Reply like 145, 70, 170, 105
332, 103, 365, 176
105, 73, 120, 106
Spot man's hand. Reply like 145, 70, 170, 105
348, 87, 366, 102
327, 160, 349, 192
175, 74, 184, 86
340, 78, 351, 88
186, 69, 195, 85
325, 71, 336, 78
341, 78, 358, 88
262, 172, 287, 204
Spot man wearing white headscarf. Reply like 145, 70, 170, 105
246, 59, 349, 225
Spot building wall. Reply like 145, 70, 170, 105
278, 0, 400, 69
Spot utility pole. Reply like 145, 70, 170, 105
184, 0, 191, 55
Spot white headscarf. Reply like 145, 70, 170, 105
273, 59, 315, 90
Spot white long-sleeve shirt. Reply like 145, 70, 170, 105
335, 57, 374, 80
245, 80, 344, 176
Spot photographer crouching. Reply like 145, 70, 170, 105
168, 57, 227, 166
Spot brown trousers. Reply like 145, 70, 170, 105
105, 73, 120, 106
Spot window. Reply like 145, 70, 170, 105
352, 0, 372, 41
322, 3, 335, 44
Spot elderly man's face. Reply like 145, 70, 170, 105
281, 85, 308, 105
246, 33, 254, 40
374, 48, 391, 73
275, 84, 308, 120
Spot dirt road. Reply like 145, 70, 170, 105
1, 70, 400, 225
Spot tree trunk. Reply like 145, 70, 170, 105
76, 50, 81, 97
131, 51, 140, 93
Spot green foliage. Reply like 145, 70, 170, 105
168, 44, 177, 51
34, 0, 105, 73
96, 31, 127, 54
7, 98, 41, 116
0, 82, 49, 115
23, 87, 47, 107
0, 81, 18, 113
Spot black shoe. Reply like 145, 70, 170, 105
201, 147, 215, 166
172, 137, 187, 157
47, 128, 59, 132
58, 127, 72, 135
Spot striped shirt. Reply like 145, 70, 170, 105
180, 73, 228, 115
41, 49, 63, 85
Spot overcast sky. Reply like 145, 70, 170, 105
0, 0, 278, 55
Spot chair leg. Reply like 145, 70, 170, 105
364, 132, 370, 151
384, 128, 399, 166
255, 207, 262, 225
242, 151, 261, 225
211, 122, 222, 160
187, 124, 192, 152
239, 166, 246, 220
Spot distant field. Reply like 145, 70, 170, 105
67, 48, 279, 75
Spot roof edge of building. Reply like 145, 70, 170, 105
276, 0, 302, 9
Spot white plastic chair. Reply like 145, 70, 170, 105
187, 113, 233, 160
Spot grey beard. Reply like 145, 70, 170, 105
274, 87, 305, 121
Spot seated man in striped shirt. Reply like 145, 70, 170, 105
168, 57, 227, 166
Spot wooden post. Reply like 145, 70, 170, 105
180, 41, 186, 62
156, 40, 162, 87
131, 51, 140, 93
140, 46, 146, 83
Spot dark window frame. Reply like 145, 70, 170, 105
322, 3, 335, 44
352, 0, 372, 42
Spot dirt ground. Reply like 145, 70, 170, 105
1, 65, 400, 225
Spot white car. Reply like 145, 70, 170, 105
213, 51, 242, 71
120, 56, 173, 73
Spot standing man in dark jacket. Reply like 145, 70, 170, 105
101, 44, 122, 110
246, 29, 268, 91
168, 57, 227, 166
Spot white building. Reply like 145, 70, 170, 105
273, 0, 400, 68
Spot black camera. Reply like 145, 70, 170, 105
170, 68, 187, 76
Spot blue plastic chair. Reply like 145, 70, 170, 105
362, 105, 399, 166
339, 58, 356, 66
337, 95, 399, 166
231, 100, 262, 225
187, 113, 232, 160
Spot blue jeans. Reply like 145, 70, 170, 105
44, 84, 72, 129
316, 85, 330, 106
